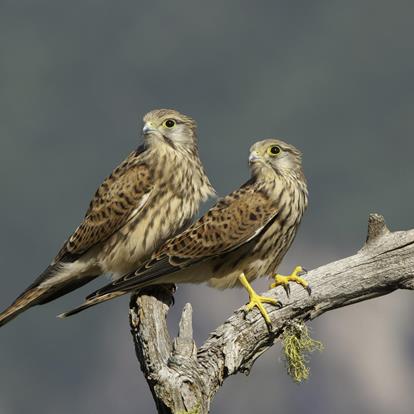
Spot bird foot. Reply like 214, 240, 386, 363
239, 273, 281, 325
245, 291, 281, 325
270, 266, 311, 297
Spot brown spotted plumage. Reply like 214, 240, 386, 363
56, 162, 153, 261
0, 109, 215, 327
61, 139, 308, 320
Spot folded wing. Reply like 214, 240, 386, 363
112, 185, 279, 290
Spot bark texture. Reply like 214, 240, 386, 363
129, 214, 414, 413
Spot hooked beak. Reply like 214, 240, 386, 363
249, 151, 261, 164
142, 122, 156, 135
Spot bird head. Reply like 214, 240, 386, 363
142, 109, 197, 148
249, 139, 304, 179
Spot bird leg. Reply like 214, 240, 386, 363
270, 265, 311, 297
239, 273, 280, 325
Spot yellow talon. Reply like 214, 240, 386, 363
239, 273, 280, 325
270, 265, 311, 297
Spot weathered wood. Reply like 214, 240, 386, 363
129, 214, 414, 413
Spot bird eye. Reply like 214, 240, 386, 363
163, 119, 176, 128
267, 145, 281, 156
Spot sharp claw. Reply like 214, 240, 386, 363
276, 301, 284, 309
272, 266, 311, 300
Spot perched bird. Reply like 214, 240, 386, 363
0, 109, 215, 327
61, 139, 310, 324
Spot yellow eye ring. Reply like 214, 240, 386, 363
163, 119, 176, 128
267, 145, 281, 156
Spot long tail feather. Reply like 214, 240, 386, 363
0, 264, 99, 327
58, 292, 125, 318
0, 264, 58, 327
0, 287, 49, 327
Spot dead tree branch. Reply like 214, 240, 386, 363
129, 214, 414, 413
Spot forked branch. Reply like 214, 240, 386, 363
129, 214, 414, 413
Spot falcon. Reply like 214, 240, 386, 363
0, 109, 215, 327
61, 139, 310, 324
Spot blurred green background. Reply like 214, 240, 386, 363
1, 1, 413, 413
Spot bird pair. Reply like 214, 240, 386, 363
0, 109, 310, 328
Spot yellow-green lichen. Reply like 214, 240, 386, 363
282, 320, 323, 383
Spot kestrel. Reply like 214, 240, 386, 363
61, 139, 310, 324
0, 109, 215, 327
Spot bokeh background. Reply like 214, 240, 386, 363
1, 1, 414, 413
